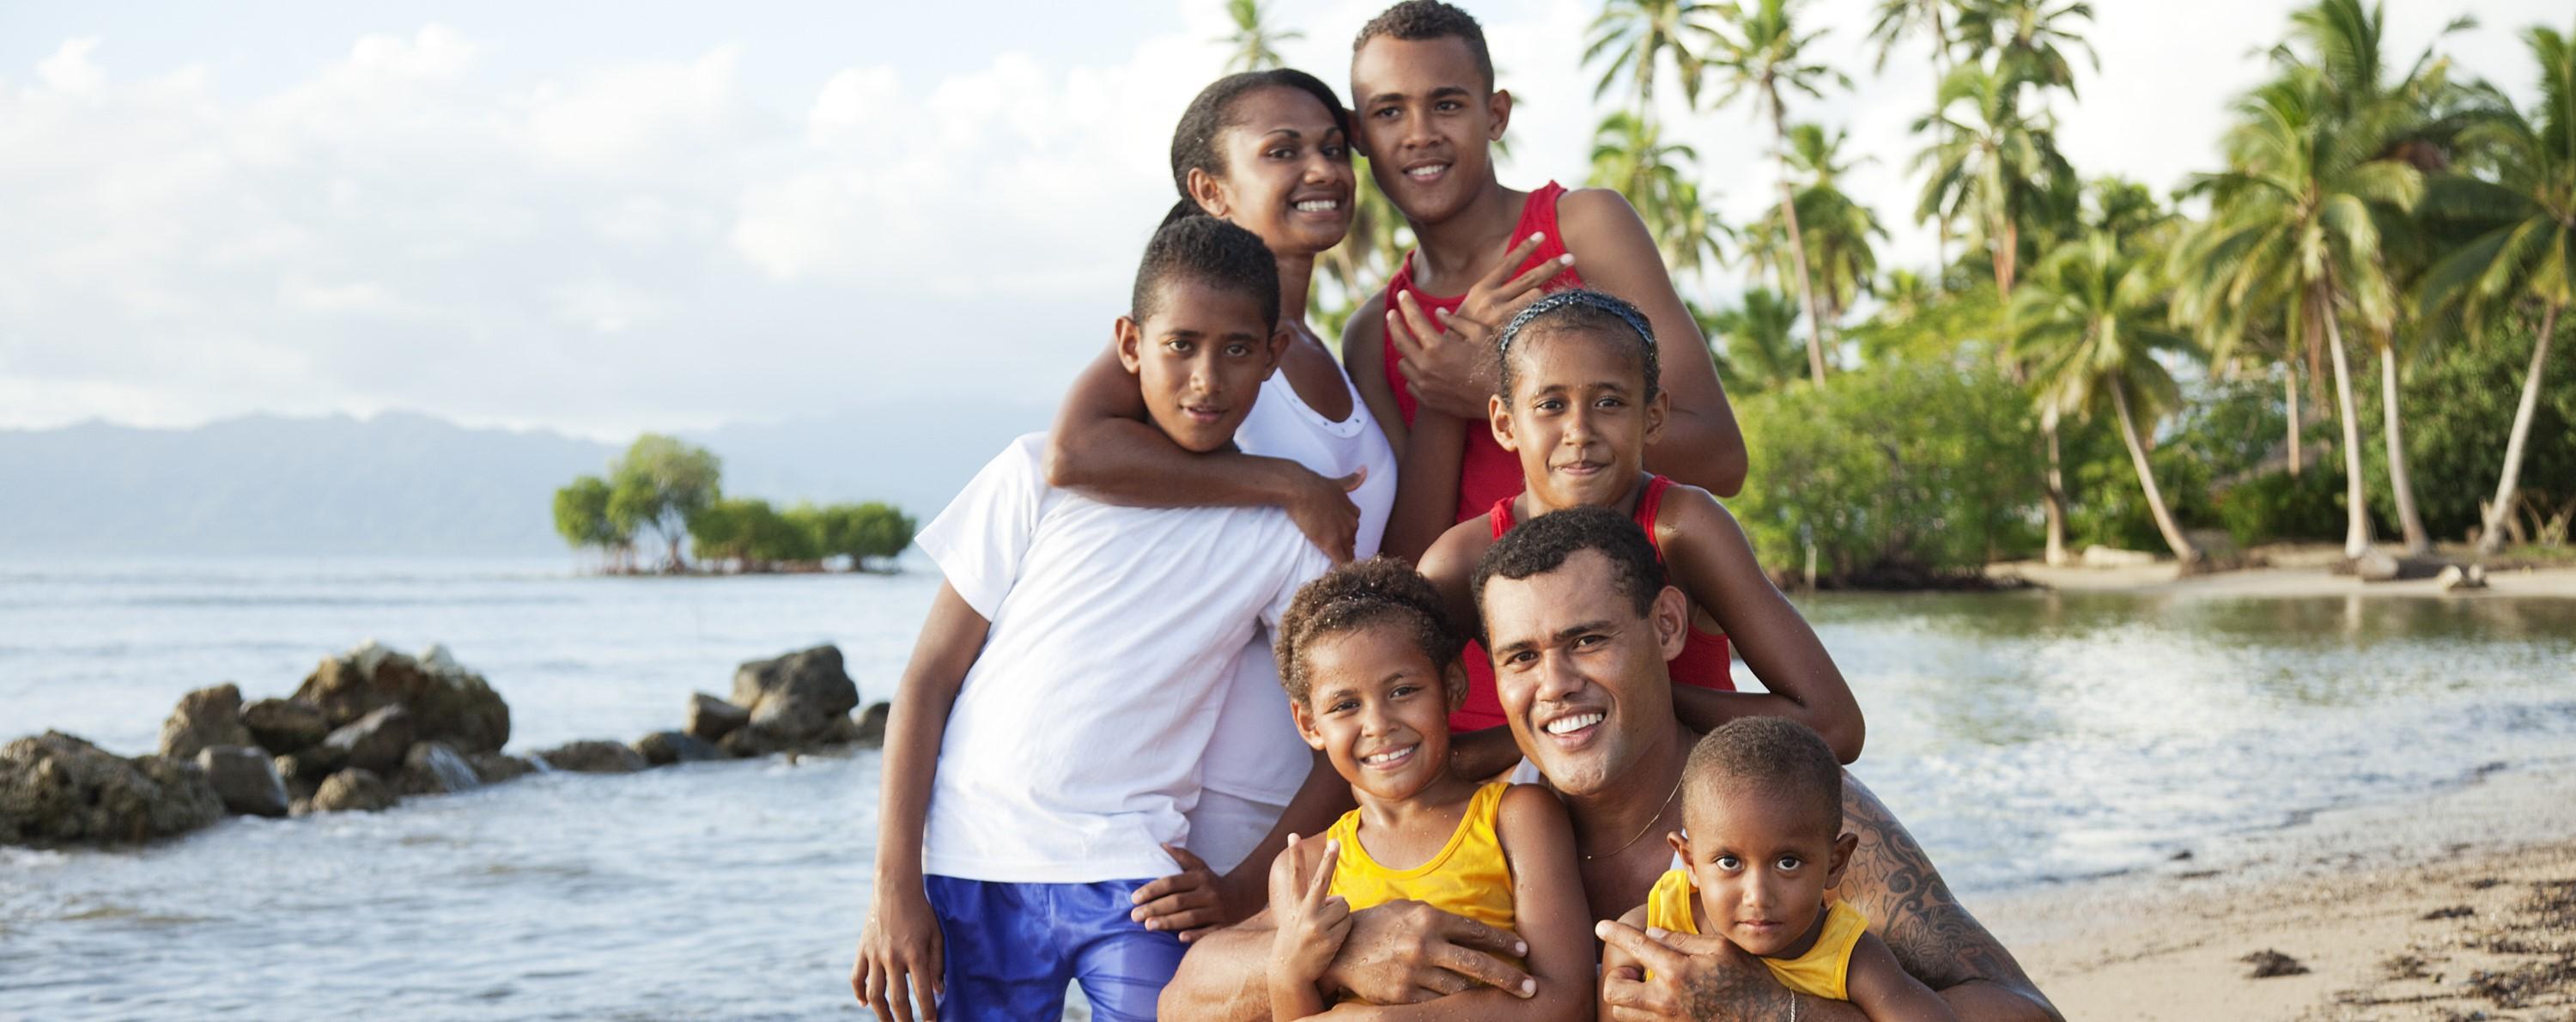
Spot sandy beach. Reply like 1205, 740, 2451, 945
1984, 764, 2576, 1020
1990, 544, 2576, 599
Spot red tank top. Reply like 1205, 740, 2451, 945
1382, 181, 1587, 524
1450, 474, 1736, 733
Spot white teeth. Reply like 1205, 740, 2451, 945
1544, 713, 1604, 736
1363, 745, 1414, 766
1406, 165, 1447, 179
1294, 200, 1340, 212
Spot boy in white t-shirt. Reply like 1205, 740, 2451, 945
849, 216, 1334, 1022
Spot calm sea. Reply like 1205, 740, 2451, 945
3, 557, 2571, 1019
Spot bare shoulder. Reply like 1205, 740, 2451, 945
1419, 515, 1495, 580
1552, 187, 1656, 253
1651, 481, 1748, 547
1496, 781, 1571, 834
1339, 291, 1390, 366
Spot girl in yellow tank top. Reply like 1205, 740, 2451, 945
1261, 559, 1594, 1019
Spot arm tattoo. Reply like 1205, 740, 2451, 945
1835, 773, 2059, 1016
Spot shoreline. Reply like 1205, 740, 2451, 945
1984, 546, 2576, 599
1978, 760, 2576, 1019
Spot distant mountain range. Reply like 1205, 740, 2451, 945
0, 404, 1054, 557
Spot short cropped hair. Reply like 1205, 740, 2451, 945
1275, 557, 1467, 706
1470, 505, 1665, 630
1497, 289, 1662, 403
1353, 1, 1496, 93
1684, 717, 1844, 837
1131, 216, 1282, 329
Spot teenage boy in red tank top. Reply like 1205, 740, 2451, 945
1337, 1, 1747, 564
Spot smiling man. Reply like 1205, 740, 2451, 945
1160, 508, 2061, 1020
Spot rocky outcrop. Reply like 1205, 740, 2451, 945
683, 693, 750, 743
311, 768, 397, 812
195, 745, 289, 818
395, 741, 481, 796
159, 684, 253, 760
535, 740, 647, 775
240, 698, 329, 755
3, 732, 224, 845
851, 702, 890, 745
319, 705, 416, 776
631, 731, 722, 767
729, 646, 859, 748
467, 752, 536, 784
292, 642, 509, 755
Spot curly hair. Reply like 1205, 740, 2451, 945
1352, 1, 1494, 92
1274, 557, 1467, 707
1162, 69, 1351, 230
1131, 216, 1281, 329
1495, 289, 1661, 404
1684, 717, 1844, 838
1469, 504, 1666, 634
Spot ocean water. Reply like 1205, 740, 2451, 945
2, 557, 2572, 1019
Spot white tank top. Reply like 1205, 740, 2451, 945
1201, 360, 1399, 802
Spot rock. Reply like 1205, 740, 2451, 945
158, 683, 253, 760
2353, 549, 2403, 581
852, 702, 890, 745
535, 740, 648, 775
683, 693, 750, 743
320, 705, 416, 776
274, 742, 347, 784
2438, 564, 2490, 592
466, 752, 536, 785
630, 731, 722, 767
2080, 545, 2158, 569
729, 646, 860, 746
2241, 949, 2309, 978
310, 768, 398, 813
1, 732, 224, 845
275, 754, 319, 806
240, 698, 330, 755
194, 745, 289, 818
718, 726, 786, 758
291, 640, 510, 755
394, 741, 481, 796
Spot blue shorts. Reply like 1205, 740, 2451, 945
923, 874, 1187, 1021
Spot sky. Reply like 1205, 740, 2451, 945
0, 0, 2561, 441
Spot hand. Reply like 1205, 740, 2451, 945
1597, 920, 1794, 1021
1132, 844, 1231, 942
1283, 466, 1366, 564
1270, 834, 1353, 985
1388, 232, 1575, 419
853, 884, 945, 1022
1317, 898, 1535, 1004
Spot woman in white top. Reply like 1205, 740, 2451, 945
1042, 68, 1417, 937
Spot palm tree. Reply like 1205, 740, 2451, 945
2419, 21, 2575, 557
2174, 68, 2422, 562
1951, 0, 2099, 95
1589, 112, 1732, 277
1703, 288, 1807, 392
1744, 125, 1887, 330
1705, 0, 1850, 385
1218, 0, 1303, 74
1584, 0, 1724, 114
1866, 0, 1959, 264
1913, 61, 2072, 301
2015, 232, 2203, 567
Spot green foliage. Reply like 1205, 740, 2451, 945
608, 435, 722, 569
1700, 288, 1806, 394
1733, 361, 2040, 581
551, 475, 623, 552
811, 501, 920, 569
2355, 315, 2576, 539
1218, 0, 1302, 74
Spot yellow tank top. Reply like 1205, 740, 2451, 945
1644, 867, 1868, 1001
1325, 780, 1523, 977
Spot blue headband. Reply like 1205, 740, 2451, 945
1496, 289, 1656, 356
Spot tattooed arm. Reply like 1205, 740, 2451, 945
1831, 773, 2063, 1021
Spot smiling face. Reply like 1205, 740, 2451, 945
1116, 277, 1285, 453
1348, 34, 1508, 226
1477, 549, 1688, 797
1671, 783, 1856, 958
1191, 86, 1355, 259
1492, 326, 1668, 512
1292, 622, 1465, 804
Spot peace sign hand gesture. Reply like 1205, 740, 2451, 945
1270, 833, 1352, 990
1388, 233, 1576, 419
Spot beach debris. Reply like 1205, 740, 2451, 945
320, 705, 416, 775
534, 740, 648, 775
0, 732, 224, 846
2169, 849, 2195, 861
683, 692, 750, 744
2438, 564, 2491, 592
240, 697, 329, 755
158, 683, 253, 760
310, 768, 397, 813
2243, 949, 2311, 978
293, 641, 510, 756
2382, 953, 2431, 980
631, 731, 723, 767
2422, 904, 2476, 921
729, 645, 861, 751
195, 745, 289, 818
395, 741, 481, 795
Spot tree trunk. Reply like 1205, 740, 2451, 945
2114, 383, 2202, 569
2284, 366, 2303, 476
2319, 291, 2374, 561
2377, 340, 2430, 555
2042, 416, 2069, 566
2477, 302, 2561, 557
1772, 99, 1831, 386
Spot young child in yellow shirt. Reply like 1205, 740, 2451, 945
1607, 717, 1954, 1019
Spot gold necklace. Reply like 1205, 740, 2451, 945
1583, 772, 1684, 862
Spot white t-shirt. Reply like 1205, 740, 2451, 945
915, 433, 1334, 883
1200, 368, 1400, 805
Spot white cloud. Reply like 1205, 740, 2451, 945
36, 37, 105, 94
